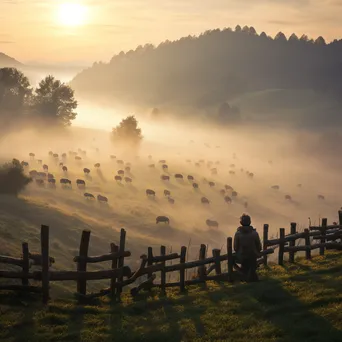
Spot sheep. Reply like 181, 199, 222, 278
162, 164, 168, 170
187, 175, 194, 181
47, 173, 54, 180
285, 195, 292, 201
168, 197, 175, 204
83, 168, 90, 174
125, 166, 131, 173
62, 166, 68, 172
318, 195, 325, 200
211, 168, 218, 175
53, 153, 59, 159
97, 195, 108, 203
61, 153, 67, 158
76, 179, 86, 188
110, 155, 116, 160
117, 160, 124, 165
35, 179, 45, 187
37, 172, 46, 178
118, 170, 125, 175
29, 170, 38, 178
21, 161, 29, 167
232, 191, 238, 197
248, 172, 254, 178
161, 175, 170, 181
48, 151, 53, 157
43, 164, 48, 171
156, 216, 170, 224
159, 159, 166, 164
29, 152, 35, 158
206, 219, 219, 228
37, 160, 42, 165
271, 185, 280, 190
229, 171, 235, 175
146, 189, 156, 197
94, 163, 101, 168
201, 197, 210, 204
48, 178, 56, 187
148, 164, 155, 168
225, 185, 233, 191
124, 177, 132, 183
220, 189, 226, 196
75, 156, 82, 161
174, 174, 183, 179
115, 175, 122, 182
208, 181, 215, 187
192, 183, 199, 189
230, 164, 235, 168
60, 178, 72, 187
59, 162, 64, 167
84, 193, 95, 200
224, 196, 232, 204
164, 189, 171, 197
195, 163, 200, 167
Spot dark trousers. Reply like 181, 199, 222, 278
240, 256, 259, 282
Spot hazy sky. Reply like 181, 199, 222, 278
0, 0, 341, 64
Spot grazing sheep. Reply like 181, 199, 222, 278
59, 162, 64, 167
156, 216, 170, 224
225, 185, 233, 191
110, 155, 116, 159
53, 153, 59, 159
285, 195, 292, 201
125, 166, 131, 172
192, 183, 199, 189
48, 151, 53, 156
206, 219, 219, 228
168, 197, 175, 204
124, 177, 132, 183
29, 152, 35, 157
29, 170, 38, 178
48, 178, 56, 187
148, 164, 155, 168
187, 175, 194, 181
162, 164, 168, 170
248, 173, 254, 178
35, 179, 45, 187
37, 172, 46, 178
37, 160, 42, 165
84, 193, 95, 200
271, 185, 280, 190
174, 174, 183, 179
94, 163, 101, 168
161, 175, 170, 181
43, 164, 48, 171
230, 164, 235, 168
62, 166, 68, 172
97, 195, 108, 203
224, 196, 232, 204
229, 171, 235, 175
60, 178, 72, 187
117, 160, 124, 165
201, 197, 210, 204
76, 179, 86, 188
232, 191, 238, 197
61, 153, 67, 158
199, 159, 205, 163
83, 168, 90, 174
220, 189, 226, 196
47, 173, 54, 180
195, 163, 200, 167
21, 161, 29, 167
159, 160, 166, 164
118, 170, 125, 175
208, 181, 215, 187
146, 189, 156, 197
115, 175, 122, 182
75, 156, 82, 161
211, 168, 218, 175
318, 195, 325, 200
164, 189, 171, 197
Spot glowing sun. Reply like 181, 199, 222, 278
57, 2, 88, 27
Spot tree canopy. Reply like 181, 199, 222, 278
111, 115, 143, 146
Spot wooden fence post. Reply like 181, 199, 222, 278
320, 218, 327, 256
77, 230, 91, 296
110, 243, 119, 297
41, 225, 50, 304
227, 237, 233, 282
198, 244, 206, 280
278, 228, 285, 266
21, 242, 29, 286
339, 210, 342, 226
263, 224, 269, 266
304, 228, 311, 260
116, 228, 126, 300
289, 223, 297, 263
160, 245, 166, 295
212, 249, 221, 275
179, 246, 187, 292
147, 247, 153, 280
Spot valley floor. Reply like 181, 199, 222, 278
1, 251, 342, 342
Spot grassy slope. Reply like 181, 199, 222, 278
1, 251, 342, 342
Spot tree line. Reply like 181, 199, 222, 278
70, 25, 342, 120
0, 68, 78, 130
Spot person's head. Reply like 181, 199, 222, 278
240, 214, 251, 226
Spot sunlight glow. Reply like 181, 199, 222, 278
57, 2, 88, 27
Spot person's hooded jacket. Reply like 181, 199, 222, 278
234, 225, 262, 259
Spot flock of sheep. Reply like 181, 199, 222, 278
21, 145, 327, 229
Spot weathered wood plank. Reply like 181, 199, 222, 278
41, 225, 50, 304
73, 250, 131, 263
77, 230, 91, 296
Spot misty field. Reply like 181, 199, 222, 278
1, 122, 342, 296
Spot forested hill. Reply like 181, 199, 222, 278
70, 26, 342, 120
0, 52, 22, 67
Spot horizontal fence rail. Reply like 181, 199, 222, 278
1, 210, 342, 304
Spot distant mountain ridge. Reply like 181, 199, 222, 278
0, 52, 22, 67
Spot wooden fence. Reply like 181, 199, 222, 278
1, 211, 342, 304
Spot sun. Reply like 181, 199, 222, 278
57, 2, 87, 27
